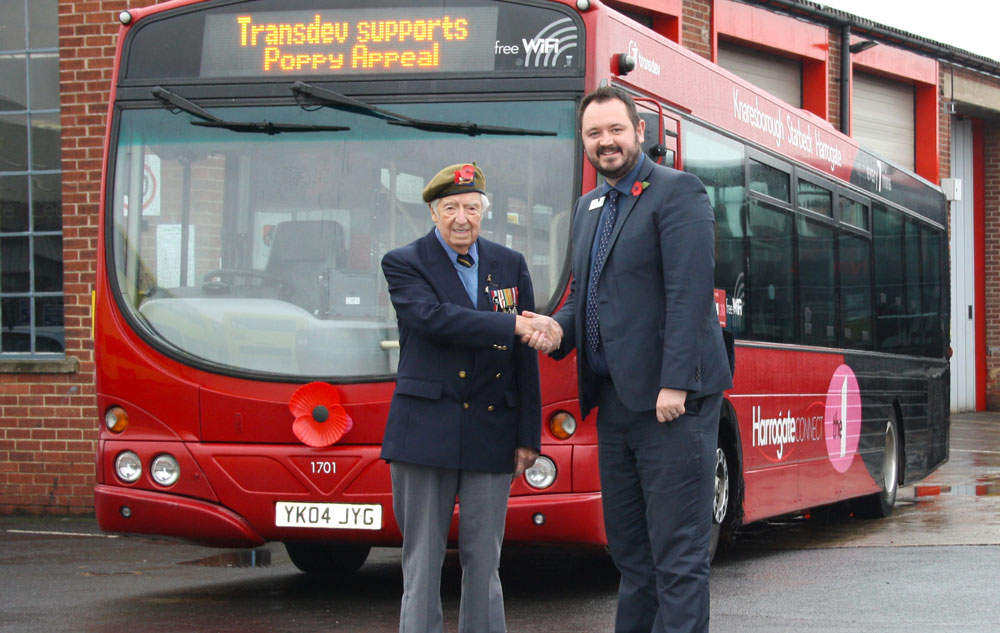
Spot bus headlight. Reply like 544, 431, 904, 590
150, 454, 180, 486
524, 455, 557, 489
548, 411, 577, 439
104, 406, 129, 433
114, 451, 142, 483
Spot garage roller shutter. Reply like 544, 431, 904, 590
853, 71, 915, 170
718, 42, 802, 108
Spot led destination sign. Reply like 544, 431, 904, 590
201, 8, 499, 76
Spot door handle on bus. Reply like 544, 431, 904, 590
380, 340, 400, 350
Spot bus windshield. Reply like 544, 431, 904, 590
109, 98, 576, 379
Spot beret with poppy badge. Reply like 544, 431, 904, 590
422, 162, 486, 202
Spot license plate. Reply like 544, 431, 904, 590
275, 501, 382, 530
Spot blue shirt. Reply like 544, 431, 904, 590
584, 154, 646, 376
434, 228, 479, 306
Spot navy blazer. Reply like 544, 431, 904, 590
553, 159, 733, 418
380, 230, 542, 473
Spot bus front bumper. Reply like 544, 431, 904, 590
95, 484, 266, 548
504, 492, 607, 546
95, 483, 607, 549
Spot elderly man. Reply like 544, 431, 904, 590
380, 162, 548, 633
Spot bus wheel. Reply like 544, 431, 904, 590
710, 440, 739, 559
853, 412, 900, 518
284, 542, 371, 574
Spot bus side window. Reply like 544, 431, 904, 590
902, 218, 943, 357
747, 200, 795, 343
873, 205, 906, 352
839, 233, 873, 350
919, 227, 943, 356
681, 121, 746, 338
714, 200, 746, 338
797, 217, 836, 346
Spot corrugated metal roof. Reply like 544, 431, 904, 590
742, 0, 1000, 74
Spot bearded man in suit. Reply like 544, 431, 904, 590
381, 162, 551, 633
525, 86, 733, 633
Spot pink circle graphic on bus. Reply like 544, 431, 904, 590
824, 364, 861, 473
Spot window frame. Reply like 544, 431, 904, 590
0, 0, 63, 359
747, 149, 793, 205
794, 172, 835, 220
836, 188, 871, 233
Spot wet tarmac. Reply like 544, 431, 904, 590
1, 412, 998, 632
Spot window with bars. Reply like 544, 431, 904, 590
0, 0, 63, 356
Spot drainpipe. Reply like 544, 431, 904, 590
840, 23, 851, 135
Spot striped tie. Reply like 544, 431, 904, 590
456, 253, 474, 268
585, 189, 619, 354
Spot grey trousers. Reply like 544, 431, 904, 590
391, 461, 511, 633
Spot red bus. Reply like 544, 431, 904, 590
95, 0, 949, 570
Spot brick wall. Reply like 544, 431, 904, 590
827, 31, 842, 133
939, 68, 953, 182
681, 0, 713, 60
984, 123, 1000, 409
0, 0, 161, 515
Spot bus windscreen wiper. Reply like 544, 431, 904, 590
151, 87, 350, 135
291, 81, 556, 137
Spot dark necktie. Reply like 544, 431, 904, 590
456, 253, 474, 268
585, 189, 619, 354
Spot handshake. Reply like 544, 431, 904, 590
515, 311, 563, 354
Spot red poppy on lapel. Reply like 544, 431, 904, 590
289, 382, 353, 447
631, 180, 650, 196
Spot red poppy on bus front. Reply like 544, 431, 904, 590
289, 382, 354, 447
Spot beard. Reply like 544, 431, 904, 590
586, 136, 642, 181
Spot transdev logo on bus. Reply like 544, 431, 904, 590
750, 364, 861, 470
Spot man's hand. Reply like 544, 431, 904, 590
655, 387, 688, 423
513, 447, 539, 479
515, 311, 563, 353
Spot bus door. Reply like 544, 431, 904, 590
636, 100, 678, 168
659, 114, 679, 168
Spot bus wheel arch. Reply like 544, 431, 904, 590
852, 403, 903, 519
284, 541, 371, 574
711, 398, 743, 559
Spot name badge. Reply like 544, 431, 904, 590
589, 197, 605, 211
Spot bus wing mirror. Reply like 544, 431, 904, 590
647, 143, 671, 164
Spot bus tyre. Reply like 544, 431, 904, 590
710, 441, 739, 559
284, 542, 371, 574
853, 412, 900, 518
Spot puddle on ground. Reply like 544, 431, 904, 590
914, 475, 1000, 497
178, 549, 272, 568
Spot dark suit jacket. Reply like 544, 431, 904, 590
553, 158, 733, 418
380, 230, 542, 473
